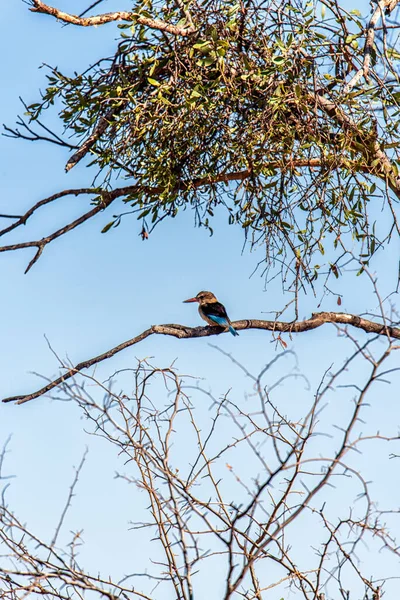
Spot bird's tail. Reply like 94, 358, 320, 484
229, 325, 239, 337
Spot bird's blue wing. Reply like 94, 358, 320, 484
207, 314, 239, 336
207, 314, 230, 327
204, 302, 229, 319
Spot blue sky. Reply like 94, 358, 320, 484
1, 2, 400, 599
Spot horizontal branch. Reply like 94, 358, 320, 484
0, 214, 22, 220
29, 0, 196, 35
0, 161, 332, 272
3, 311, 399, 405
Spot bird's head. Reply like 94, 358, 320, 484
183, 291, 217, 305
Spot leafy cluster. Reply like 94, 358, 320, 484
15, 0, 400, 287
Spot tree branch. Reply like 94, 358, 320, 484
312, 91, 400, 198
0, 161, 337, 272
65, 106, 126, 172
0, 188, 101, 238
29, 0, 196, 35
0, 192, 115, 274
3, 97, 78, 150
343, 0, 400, 93
3, 311, 399, 405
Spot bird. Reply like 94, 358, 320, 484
183, 291, 239, 337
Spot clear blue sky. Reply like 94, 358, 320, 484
1, 2, 400, 598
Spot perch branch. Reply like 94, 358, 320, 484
3, 311, 399, 405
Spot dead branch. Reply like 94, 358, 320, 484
0, 187, 101, 238
50, 447, 88, 549
50, 346, 400, 599
2, 311, 400, 405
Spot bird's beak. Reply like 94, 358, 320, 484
183, 297, 198, 303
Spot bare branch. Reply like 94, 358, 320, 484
29, 0, 196, 35
343, 0, 400, 93
3, 97, 77, 150
0, 192, 115, 274
3, 311, 400, 405
50, 448, 88, 549
0, 214, 22, 220
0, 188, 101, 239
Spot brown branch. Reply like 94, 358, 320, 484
0, 188, 100, 238
0, 153, 389, 273
312, 92, 400, 198
0, 214, 22, 220
29, 0, 196, 35
343, 0, 400, 93
3, 311, 399, 405
386, 0, 400, 13
0, 162, 328, 272
50, 448, 88, 549
0, 192, 115, 274
65, 106, 126, 172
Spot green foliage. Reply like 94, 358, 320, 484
20, 0, 400, 289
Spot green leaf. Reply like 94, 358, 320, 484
197, 57, 216, 67
101, 221, 115, 233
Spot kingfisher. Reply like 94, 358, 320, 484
183, 291, 239, 336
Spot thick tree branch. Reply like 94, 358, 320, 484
3, 311, 399, 405
29, 0, 196, 35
